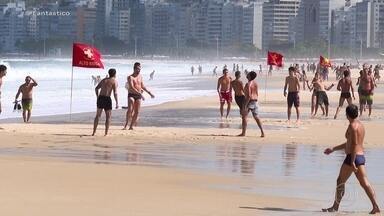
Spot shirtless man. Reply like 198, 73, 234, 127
14, 76, 38, 123
359, 67, 375, 117
123, 62, 154, 130
312, 77, 335, 117
231, 71, 245, 115
323, 104, 380, 214
334, 70, 355, 119
283, 66, 300, 122
0, 65, 7, 115
306, 72, 325, 116
92, 69, 118, 136
239, 71, 264, 137
217, 68, 232, 119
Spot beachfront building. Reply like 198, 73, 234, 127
242, 2, 263, 50
76, 3, 97, 43
262, 0, 301, 50
95, 0, 113, 39
332, 6, 357, 53
294, 0, 345, 46
0, 1, 27, 52
109, 7, 131, 44
349, 0, 384, 50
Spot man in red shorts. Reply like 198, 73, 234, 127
217, 68, 232, 119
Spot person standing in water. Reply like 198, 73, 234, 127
0, 65, 7, 115
217, 68, 232, 119
323, 104, 380, 214
15, 76, 38, 123
92, 69, 119, 136
239, 71, 265, 137
124, 62, 155, 130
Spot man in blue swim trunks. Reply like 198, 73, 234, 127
323, 104, 380, 214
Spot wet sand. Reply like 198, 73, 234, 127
0, 69, 383, 215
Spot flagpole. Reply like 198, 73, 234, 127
70, 66, 74, 121
264, 65, 268, 102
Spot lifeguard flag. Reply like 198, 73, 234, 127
267, 51, 283, 67
320, 56, 331, 67
72, 43, 104, 69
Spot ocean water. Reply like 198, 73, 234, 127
0, 58, 266, 119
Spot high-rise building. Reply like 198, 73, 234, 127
242, 2, 263, 49
109, 8, 131, 43
95, 0, 113, 38
354, 0, 384, 49
0, 2, 27, 52
295, 0, 345, 45
76, 3, 97, 43
262, 0, 301, 50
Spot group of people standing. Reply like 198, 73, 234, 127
214, 61, 381, 137
217, 68, 265, 137
92, 62, 154, 136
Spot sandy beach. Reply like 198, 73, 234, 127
0, 68, 383, 215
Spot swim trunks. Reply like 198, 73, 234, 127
248, 100, 259, 117
128, 93, 142, 101
343, 154, 365, 166
287, 91, 300, 108
97, 95, 112, 110
341, 92, 351, 99
316, 91, 329, 106
21, 98, 33, 111
220, 91, 232, 103
235, 95, 245, 110
359, 90, 373, 105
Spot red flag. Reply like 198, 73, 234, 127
320, 56, 331, 67
72, 43, 104, 69
267, 51, 283, 67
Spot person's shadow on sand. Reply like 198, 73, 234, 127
239, 206, 314, 213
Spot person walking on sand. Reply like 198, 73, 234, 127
239, 71, 265, 137
123, 62, 155, 130
231, 71, 245, 115
15, 76, 38, 123
323, 104, 380, 214
283, 66, 301, 123
191, 66, 195, 76
92, 69, 119, 136
0, 65, 7, 115
217, 68, 232, 119
334, 70, 355, 119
